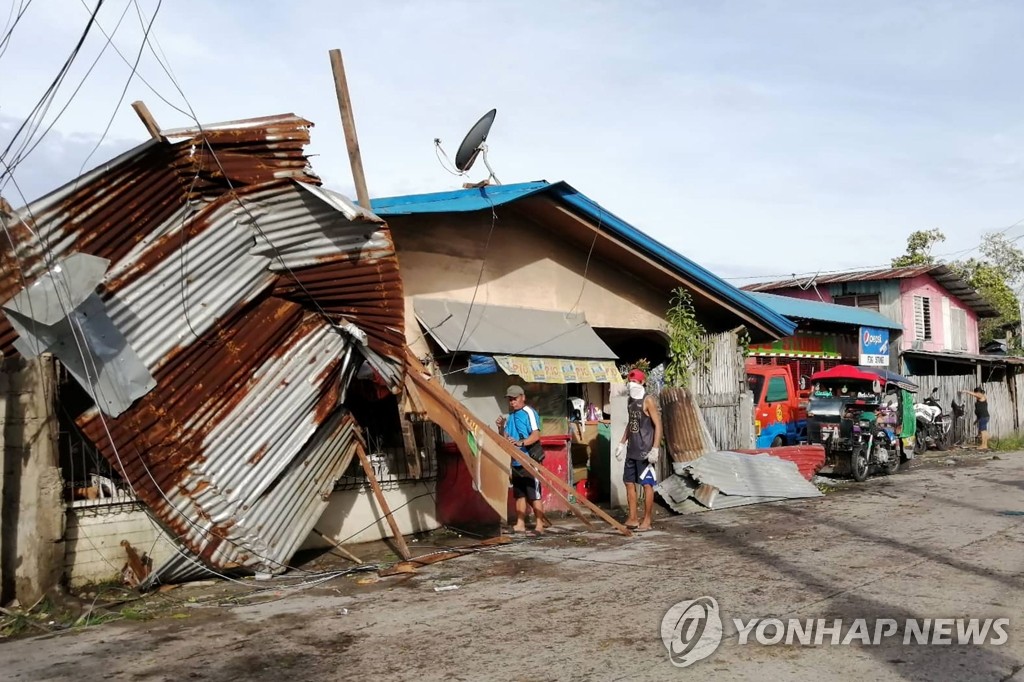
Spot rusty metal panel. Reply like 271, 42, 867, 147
0, 113, 406, 582
660, 387, 716, 462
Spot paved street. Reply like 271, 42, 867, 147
3, 453, 1024, 681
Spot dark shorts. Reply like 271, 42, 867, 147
623, 458, 655, 486
978, 417, 990, 432
511, 469, 542, 501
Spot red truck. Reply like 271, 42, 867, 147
746, 361, 809, 448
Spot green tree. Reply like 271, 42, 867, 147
894, 229, 1024, 346
891, 228, 946, 267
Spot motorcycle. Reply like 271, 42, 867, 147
849, 416, 899, 482
914, 388, 952, 452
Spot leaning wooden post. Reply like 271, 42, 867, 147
328, 49, 371, 209
355, 443, 412, 560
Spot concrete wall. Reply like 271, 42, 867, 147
305, 483, 440, 549
1, 356, 63, 605
64, 502, 177, 588
389, 212, 670, 358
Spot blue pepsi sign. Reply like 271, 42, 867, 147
859, 327, 890, 367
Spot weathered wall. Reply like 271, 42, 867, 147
1, 356, 63, 605
899, 275, 980, 354
389, 212, 670, 358
65, 503, 176, 587
306, 484, 439, 548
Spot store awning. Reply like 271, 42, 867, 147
413, 298, 618, 359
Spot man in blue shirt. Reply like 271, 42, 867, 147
496, 385, 550, 534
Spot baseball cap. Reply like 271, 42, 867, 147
505, 385, 525, 398
627, 369, 646, 384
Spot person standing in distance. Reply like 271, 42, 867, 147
615, 369, 662, 531
960, 387, 990, 451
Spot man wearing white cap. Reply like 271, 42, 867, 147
615, 368, 662, 531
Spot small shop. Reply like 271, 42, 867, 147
413, 298, 625, 527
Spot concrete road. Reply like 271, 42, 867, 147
2, 453, 1024, 681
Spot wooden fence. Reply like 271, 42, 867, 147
907, 373, 1023, 443
690, 329, 753, 450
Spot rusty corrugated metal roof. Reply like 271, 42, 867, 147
741, 265, 999, 318
0, 113, 405, 582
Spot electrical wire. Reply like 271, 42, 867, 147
568, 204, 604, 315
0, 0, 106, 189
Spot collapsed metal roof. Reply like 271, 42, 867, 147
0, 114, 405, 582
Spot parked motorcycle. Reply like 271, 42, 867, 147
850, 417, 899, 482
914, 388, 952, 453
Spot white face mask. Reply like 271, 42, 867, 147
628, 382, 645, 400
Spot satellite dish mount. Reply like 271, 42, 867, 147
451, 109, 501, 185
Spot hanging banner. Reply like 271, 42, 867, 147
859, 327, 890, 367
748, 333, 843, 359
494, 356, 624, 384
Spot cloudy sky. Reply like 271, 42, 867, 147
2, 0, 1024, 283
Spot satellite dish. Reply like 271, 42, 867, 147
455, 109, 497, 173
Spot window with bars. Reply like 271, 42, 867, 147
914, 296, 932, 341
833, 293, 880, 311
951, 307, 968, 351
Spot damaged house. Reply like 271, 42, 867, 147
0, 114, 408, 596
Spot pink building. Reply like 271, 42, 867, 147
743, 265, 999, 373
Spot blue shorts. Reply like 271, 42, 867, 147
623, 458, 656, 486
978, 417, 990, 432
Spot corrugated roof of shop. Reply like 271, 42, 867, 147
372, 181, 797, 339
747, 291, 903, 331
742, 265, 999, 318
413, 298, 617, 359
0, 113, 404, 582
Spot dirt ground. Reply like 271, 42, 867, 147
2, 448, 1024, 681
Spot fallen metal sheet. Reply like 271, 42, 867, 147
0, 113, 407, 583
7, 293, 156, 417
660, 387, 717, 462
734, 445, 826, 481
683, 451, 823, 499
656, 473, 788, 513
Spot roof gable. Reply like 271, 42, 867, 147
372, 181, 797, 339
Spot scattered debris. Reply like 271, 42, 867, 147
433, 585, 460, 592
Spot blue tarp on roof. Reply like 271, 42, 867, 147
748, 291, 902, 331
371, 181, 797, 338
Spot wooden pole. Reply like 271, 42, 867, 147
130, 101, 163, 141
355, 443, 412, 560
328, 49, 371, 209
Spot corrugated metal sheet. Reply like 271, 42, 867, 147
685, 451, 823, 499
658, 449, 821, 513
747, 291, 903, 331
413, 298, 617, 358
734, 445, 826, 481
660, 387, 717, 462
0, 113, 405, 583
742, 265, 998, 318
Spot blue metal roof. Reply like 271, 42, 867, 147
748, 291, 902, 331
371, 181, 797, 338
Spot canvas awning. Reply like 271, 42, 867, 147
413, 298, 618, 359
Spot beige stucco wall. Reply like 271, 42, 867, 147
303, 484, 440, 549
390, 212, 669, 358
65, 503, 178, 587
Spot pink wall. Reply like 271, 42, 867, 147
899, 275, 979, 353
